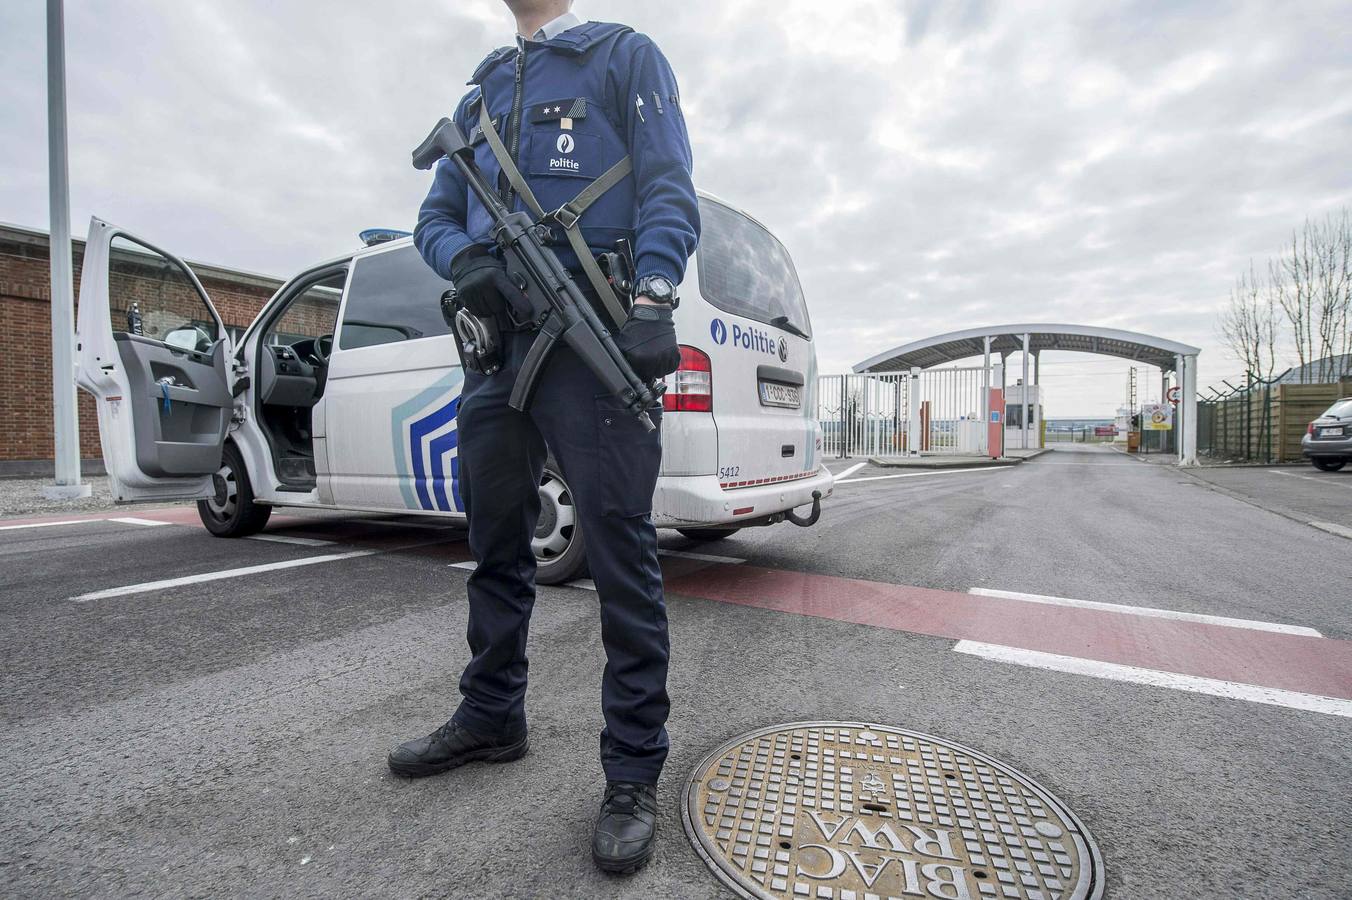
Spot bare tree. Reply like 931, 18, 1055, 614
1314, 209, 1352, 379
1219, 261, 1280, 381
1276, 207, 1352, 382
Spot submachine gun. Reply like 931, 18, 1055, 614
412, 118, 660, 431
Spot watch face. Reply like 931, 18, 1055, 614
642, 276, 674, 299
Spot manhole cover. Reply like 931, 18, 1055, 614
681, 722, 1102, 900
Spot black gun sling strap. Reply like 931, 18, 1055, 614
478, 100, 632, 329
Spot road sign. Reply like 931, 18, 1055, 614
1142, 402, 1173, 430
1166, 385, 1181, 405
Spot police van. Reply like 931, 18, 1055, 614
74, 193, 832, 583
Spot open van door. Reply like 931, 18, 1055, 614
74, 218, 234, 502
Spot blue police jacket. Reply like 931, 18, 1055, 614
415, 22, 700, 289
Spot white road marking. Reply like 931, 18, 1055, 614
108, 517, 174, 527
834, 462, 867, 480
72, 551, 378, 602
1309, 521, 1352, 540
659, 548, 746, 564
835, 467, 1011, 485
0, 519, 90, 531
570, 579, 598, 591
1268, 469, 1352, 489
954, 640, 1352, 719
247, 534, 336, 547
969, 587, 1322, 637
449, 561, 476, 571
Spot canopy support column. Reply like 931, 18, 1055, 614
981, 335, 992, 455
1179, 353, 1198, 466
1021, 333, 1030, 450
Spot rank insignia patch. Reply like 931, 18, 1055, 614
530, 98, 588, 122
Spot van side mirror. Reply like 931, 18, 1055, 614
165, 325, 210, 352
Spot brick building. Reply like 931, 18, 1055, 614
0, 223, 283, 475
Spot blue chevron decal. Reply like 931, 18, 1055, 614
390, 370, 465, 511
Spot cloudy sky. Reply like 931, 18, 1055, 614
4, 1, 1350, 415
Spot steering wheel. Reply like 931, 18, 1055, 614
311, 334, 334, 366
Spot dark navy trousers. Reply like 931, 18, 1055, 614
451, 328, 671, 784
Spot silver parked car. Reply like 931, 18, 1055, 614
1302, 397, 1352, 471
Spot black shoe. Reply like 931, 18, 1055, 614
592, 781, 658, 874
386, 719, 529, 778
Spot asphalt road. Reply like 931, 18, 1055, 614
1180, 461, 1352, 536
2, 445, 1350, 899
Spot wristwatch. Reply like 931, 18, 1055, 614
633, 275, 679, 308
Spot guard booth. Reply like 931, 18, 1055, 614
1004, 380, 1043, 450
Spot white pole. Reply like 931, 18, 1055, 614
981, 336, 991, 456
1033, 349, 1041, 449
44, 0, 90, 500
1161, 368, 1170, 455
907, 366, 921, 456
1021, 333, 1030, 450
1180, 354, 1198, 466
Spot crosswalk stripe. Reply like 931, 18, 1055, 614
969, 587, 1322, 637
72, 551, 378, 602
955, 640, 1352, 718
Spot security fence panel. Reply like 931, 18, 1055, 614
916, 366, 987, 454
818, 367, 989, 458
1197, 376, 1352, 462
816, 373, 911, 458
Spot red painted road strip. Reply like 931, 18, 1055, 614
13, 508, 1348, 700
0, 507, 190, 528
0, 506, 417, 530
663, 564, 1352, 700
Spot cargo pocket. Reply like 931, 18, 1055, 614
595, 394, 663, 518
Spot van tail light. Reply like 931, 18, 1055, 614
663, 345, 712, 412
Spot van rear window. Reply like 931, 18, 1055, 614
696, 199, 812, 338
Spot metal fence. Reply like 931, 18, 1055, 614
817, 367, 988, 458
1198, 375, 1352, 463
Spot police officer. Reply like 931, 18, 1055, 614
390, 0, 699, 875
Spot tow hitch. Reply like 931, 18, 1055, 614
786, 491, 821, 528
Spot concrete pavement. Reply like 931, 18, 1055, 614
2, 445, 1350, 898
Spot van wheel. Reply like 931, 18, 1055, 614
1312, 458, 1347, 472
198, 443, 272, 537
678, 528, 742, 541
534, 458, 587, 585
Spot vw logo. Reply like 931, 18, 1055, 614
778, 337, 788, 362
556, 133, 575, 154
710, 318, 728, 345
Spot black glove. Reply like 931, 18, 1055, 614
615, 304, 680, 381
449, 245, 518, 318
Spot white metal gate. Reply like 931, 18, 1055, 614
817, 366, 989, 458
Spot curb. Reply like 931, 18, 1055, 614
866, 448, 1048, 470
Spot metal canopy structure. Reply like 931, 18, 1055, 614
852, 324, 1202, 465
853, 324, 1200, 373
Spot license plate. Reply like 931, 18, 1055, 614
1319, 426, 1345, 437
758, 381, 801, 408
